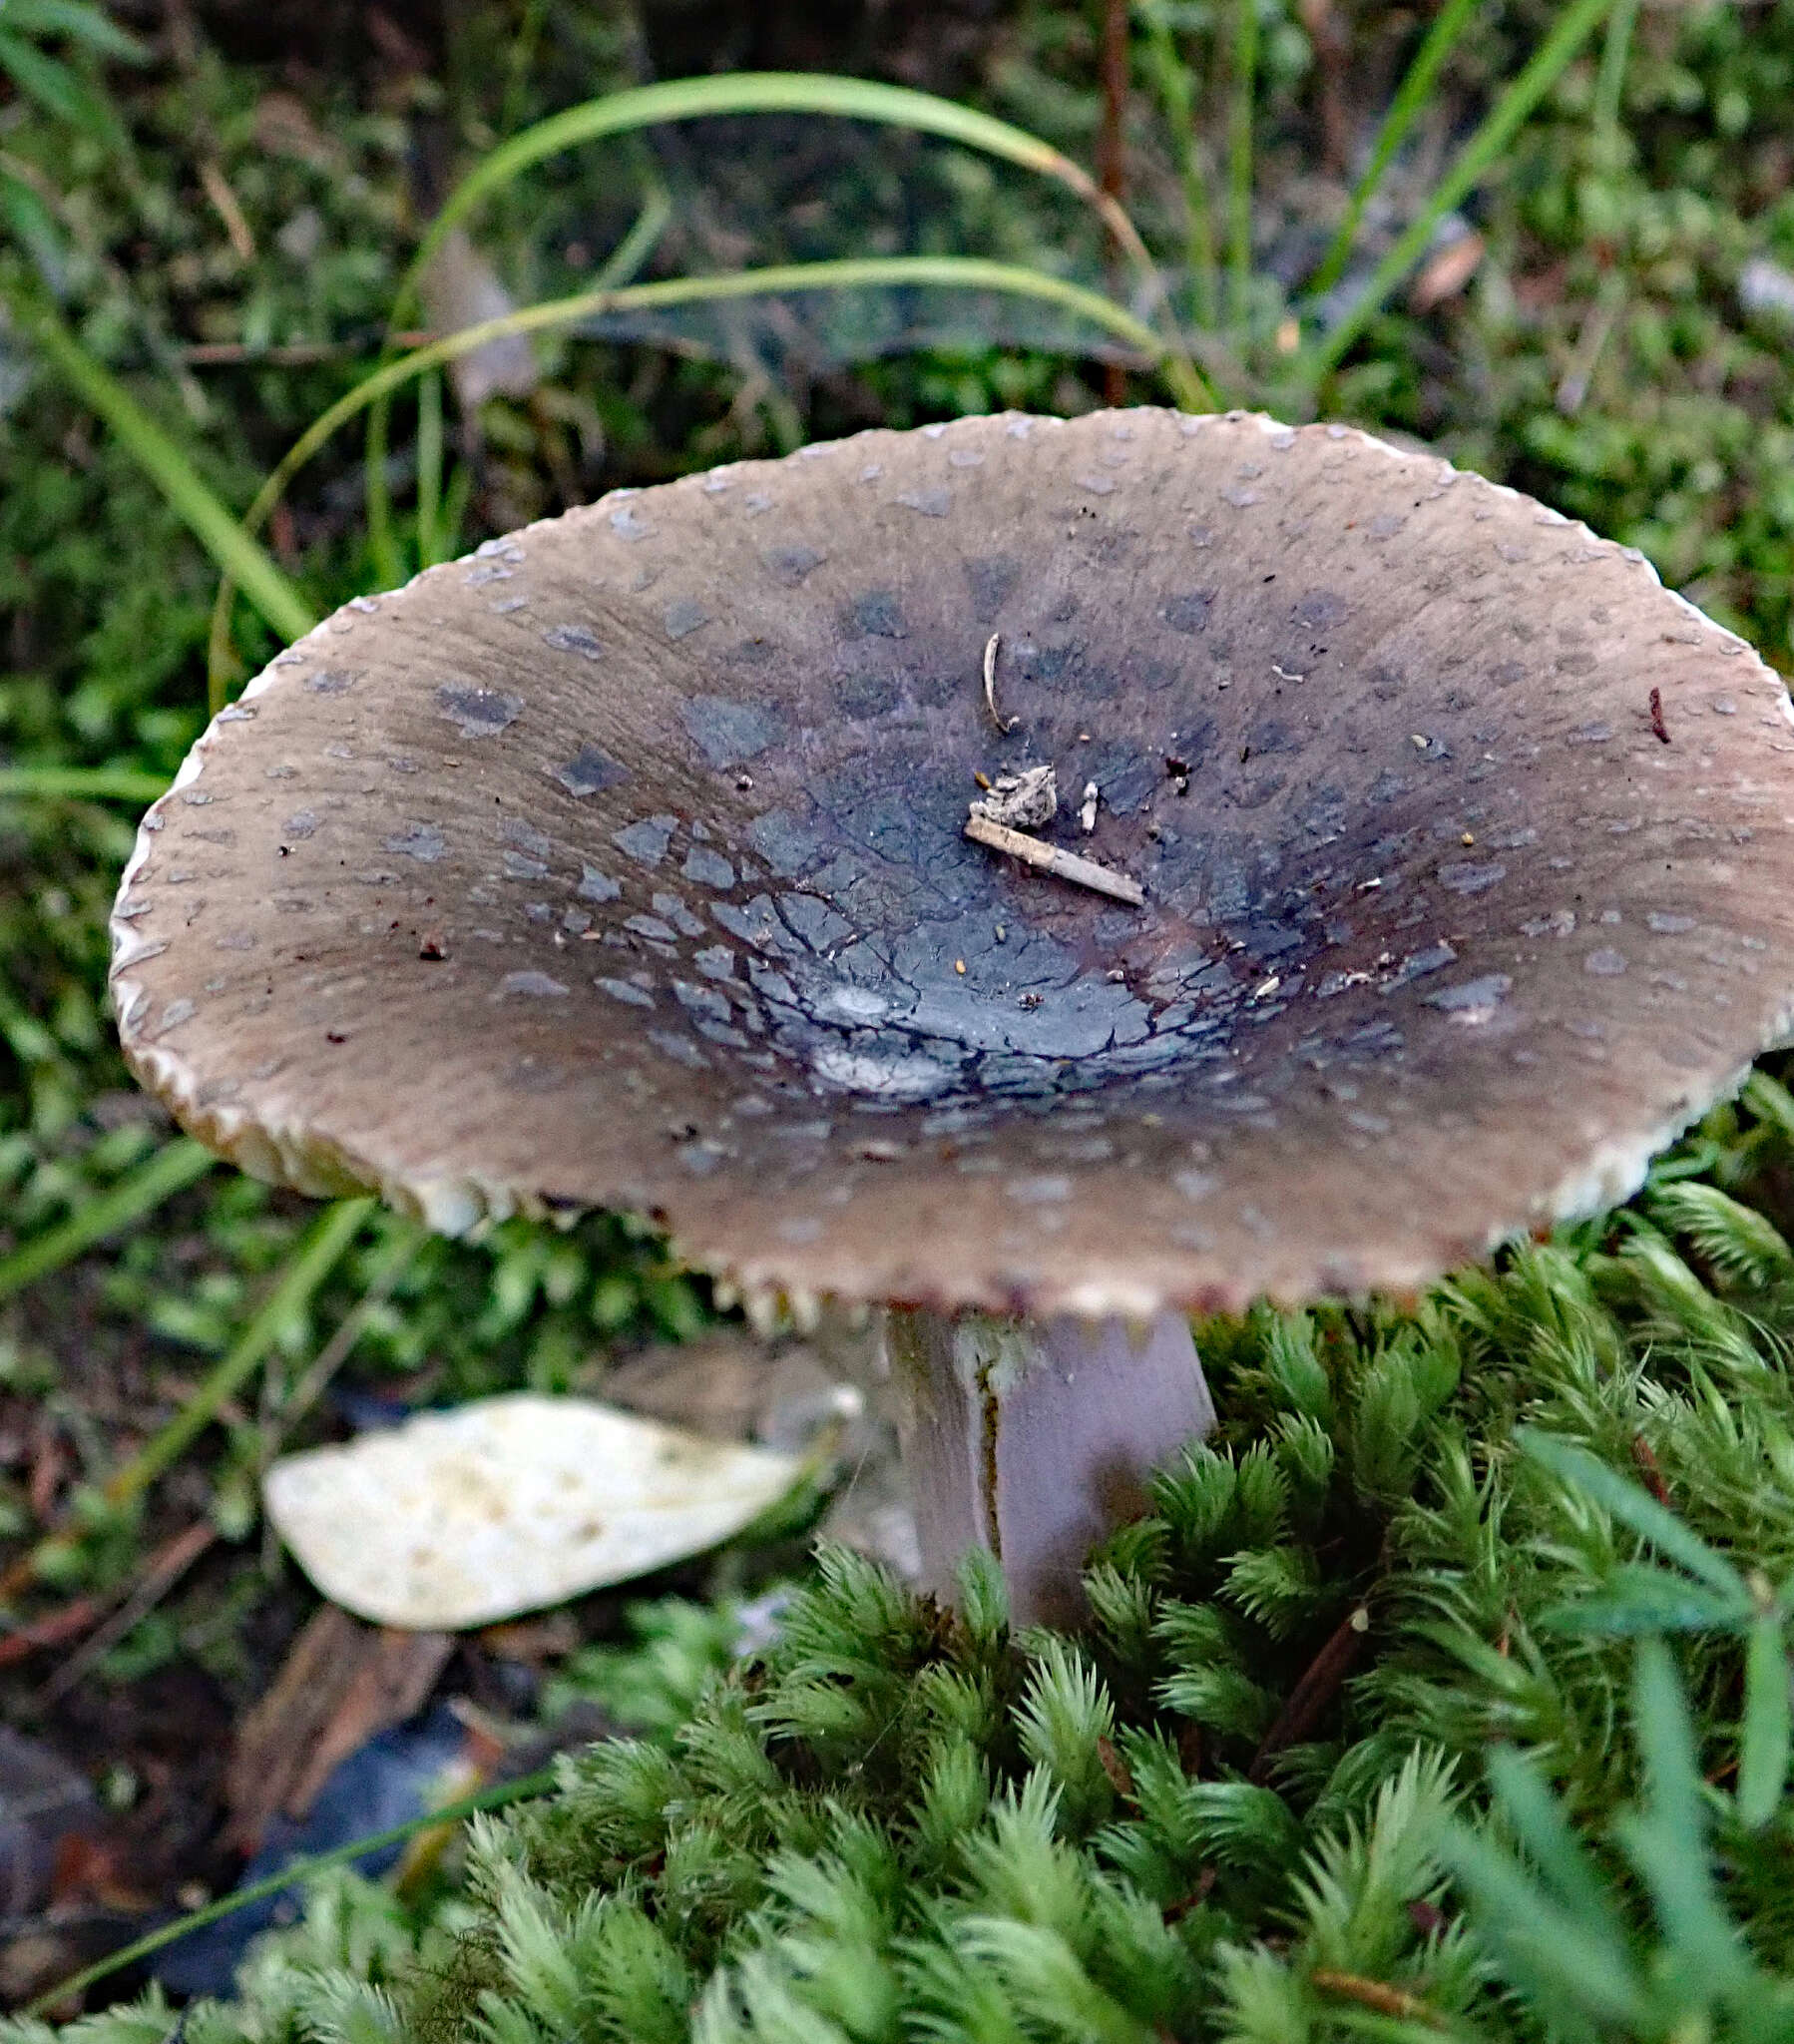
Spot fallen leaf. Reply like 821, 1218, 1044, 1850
419, 228, 539, 410
224, 1605, 452, 1853
1410, 231, 1486, 312
264, 1394, 801, 1629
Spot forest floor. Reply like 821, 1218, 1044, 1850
3, 0, 1793, 2013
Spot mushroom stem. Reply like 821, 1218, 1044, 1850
885, 1306, 1214, 1628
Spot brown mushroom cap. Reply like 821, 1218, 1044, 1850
111, 408, 1794, 1317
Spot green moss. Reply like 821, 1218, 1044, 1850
23, 1080, 1794, 2041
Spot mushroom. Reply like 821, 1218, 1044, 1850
110, 408, 1794, 1625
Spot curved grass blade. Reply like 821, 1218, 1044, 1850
0, 1139, 214, 1307
1519, 1429, 1746, 1600
15, 290, 316, 647
391, 73, 1170, 342
1440, 1754, 1646, 2025
104, 1197, 373, 1511
3, 0, 150, 61
357, 75, 1200, 573
1295, 0, 1612, 386
1305, 0, 1484, 299
1738, 1609, 1792, 1830
22, 1764, 559, 2017
1138, 0, 1218, 333
1616, 1638, 1755, 1989
0, 766, 171, 803
1594, 0, 1641, 141
1541, 1564, 1752, 1639
1225, 0, 1258, 332
210, 254, 1193, 706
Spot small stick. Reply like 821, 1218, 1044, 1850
1248, 1603, 1370, 1781
965, 813, 1144, 905
1649, 687, 1670, 744
1310, 1972, 1447, 2029
983, 633, 1017, 733
39, 1519, 218, 1703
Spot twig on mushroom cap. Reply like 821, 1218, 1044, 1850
964, 813, 1145, 904
982, 631, 1017, 732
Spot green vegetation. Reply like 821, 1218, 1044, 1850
4, 0, 1794, 2032
27, 1088, 1794, 2038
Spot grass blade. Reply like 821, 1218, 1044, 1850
103, 1196, 373, 1511
1306, 0, 1485, 298
14, 290, 315, 646
1137, 0, 1218, 331
1594, 0, 1641, 140
1617, 1638, 1753, 1988
1519, 1429, 1747, 1600
0, 1139, 214, 1306
23, 1763, 559, 2017
0, 766, 171, 803
362, 360, 402, 595
1437, 1812, 1645, 2025
1485, 1745, 1633, 1957
3, 0, 150, 61
1226, 0, 1258, 332
415, 366, 444, 569
390, 73, 1167, 337
1296, 0, 1612, 385
208, 254, 1197, 705
1738, 1610, 1791, 1830
1541, 1564, 1752, 1638
356, 73, 1202, 562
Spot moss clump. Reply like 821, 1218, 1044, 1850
19, 1078, 1794, 2043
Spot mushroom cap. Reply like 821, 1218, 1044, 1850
112, 409, 1794, 1318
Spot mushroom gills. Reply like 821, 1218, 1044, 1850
886, 1306, 1213, 1627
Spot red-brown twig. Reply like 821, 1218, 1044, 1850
0, 1521, 217, 1691
1631, 1433, 1671, 1506
1249, 1604, 1370, 1782
1311, 1971, 1447, 2027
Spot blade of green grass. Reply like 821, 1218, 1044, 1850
1226, 0, 1258, 332
1306, 0, 1485, 299
211, 254, 1198, 706
1138, 0, 1218, 332
356, 73, 1198, 567
390, 73, 1169, 338
4, 0, 150, 62
1294, 0, 1612, 386
14, 290, 315, 646
1520, 1431, 1749, 1600
1617, 1639, 1755, 1988
363, 357, 401, 594
103, 1196, 373, 1510
1738, 1610, 1792, 1830
0, 1139, 214, 1306
415, 367, 444, 568
1594, 0, 1641, 140
0, 766, 171, 802
23, 1763, 559, 2017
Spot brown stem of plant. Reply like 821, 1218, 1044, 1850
38, 1519, 218, 1703
1249, 1602, 1371, 1781
0, 1519, 215, 1674
1631, 1432, 1671, 1505
1100, 0, 1130, 407
1311, 1971, 1446, 2027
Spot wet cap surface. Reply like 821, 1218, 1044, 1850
112, 409, 1794, 1316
